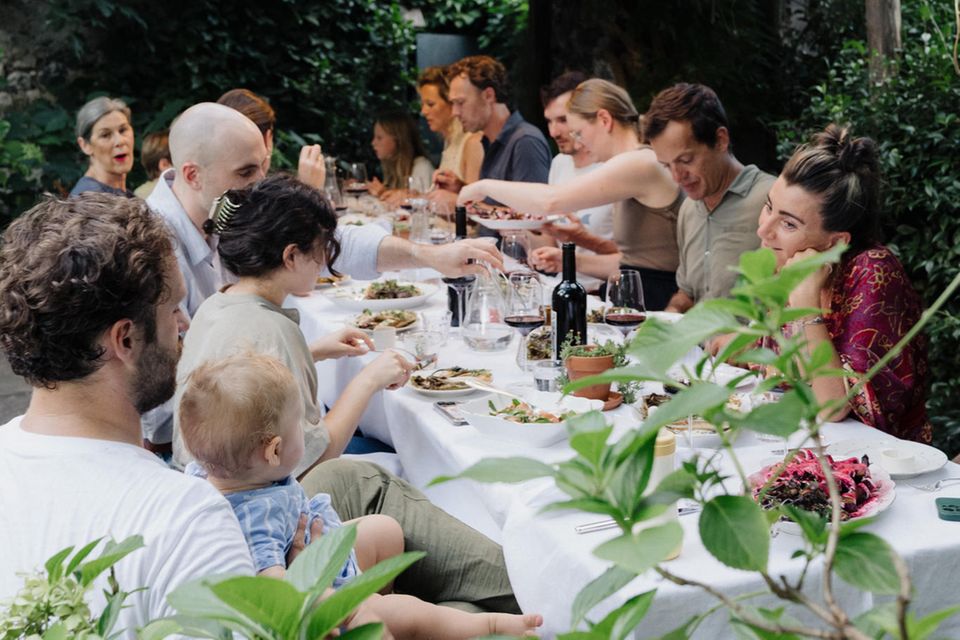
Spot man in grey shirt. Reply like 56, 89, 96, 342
644, 83, 775, 313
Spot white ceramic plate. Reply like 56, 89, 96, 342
460, 392, 602, 447
315, 275, 352, 290
645, 311, 684, 324
468, 214, 546, 231
827, 439, 948, 478
323, 281, 438, 311
750, 461, 896, 535
408, 369, 493, 398
348, 313, 421, 334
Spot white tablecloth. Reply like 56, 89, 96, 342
288, 279, 960, 639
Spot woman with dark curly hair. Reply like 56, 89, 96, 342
756, 124, 931, 442
172, 174, 412, 477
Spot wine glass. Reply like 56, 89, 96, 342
604, 269, 645, 336
501, 230, 529, 272
346, 162, 368, 194
505, 271, 545, 369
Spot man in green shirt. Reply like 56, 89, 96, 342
644, 83, 775, 313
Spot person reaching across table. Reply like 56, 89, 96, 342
69, 97, 135, 197
458, 79, 683, 310
171, 173, 522, 614
180, 353, 543, 638
749, 125, 931, 443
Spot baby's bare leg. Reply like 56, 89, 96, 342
362, 592, 542, 639
351, 514, 404, 571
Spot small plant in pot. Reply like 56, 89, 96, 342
560, 338, 618, 401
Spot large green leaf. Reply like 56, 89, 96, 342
591, 590, 657, 640
779, 505, 826, 546
63, 539, 102, 578
570, 566, 638, 626
44, 545, 76, 582
569, 420, 614, 469
167, 578, 263, 632
303, 551, 425, 638
649, 468, 697, 504
732, 244, 846, 303
640, 383, 732, 434
733, 389, 806, 437
833, 532, 900, 594
286, 523, 357, 594
593, 522, 683, 574
608, 438, 655, 517
699, 496, 769, 571
210, 577, 305, 637
625, 307, 741, 379
338, 622, 386, 640
77, 536, 145, 587
138, 619, 188, 640
735, 248, 778, 283
429, 457, 555, 486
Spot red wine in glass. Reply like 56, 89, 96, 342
604, 311, 646, 332
504, 314, 545, 336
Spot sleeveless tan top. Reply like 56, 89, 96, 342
440, 120, 480, 182
612, 190, 683, 273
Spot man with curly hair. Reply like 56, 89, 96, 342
0, 193, 255, 636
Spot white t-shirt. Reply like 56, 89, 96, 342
547, 154, 614, 239
0, 417, 254, 638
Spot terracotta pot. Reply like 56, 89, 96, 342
565, 347, 614, 400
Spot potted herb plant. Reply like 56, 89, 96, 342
561, 339, 618, 401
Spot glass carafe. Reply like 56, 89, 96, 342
323, 156, 343, 208
461, 264, 513, 352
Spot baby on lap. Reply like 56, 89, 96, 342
179, 353, 542, 639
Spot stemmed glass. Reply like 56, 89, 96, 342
345, 162, 368, 194
604, 269, 646, 336
504, 271, 545, 370
501, 230, 529, 271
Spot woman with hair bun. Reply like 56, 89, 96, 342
756, 124, 931, 442
70, 96, 135, 197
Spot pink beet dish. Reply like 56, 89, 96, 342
749, 449, 895, 521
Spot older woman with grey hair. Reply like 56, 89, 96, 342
69, 96, 135, 197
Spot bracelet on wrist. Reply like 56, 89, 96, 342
796, 315, 825, 327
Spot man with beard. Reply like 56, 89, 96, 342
0, 193, 254, 636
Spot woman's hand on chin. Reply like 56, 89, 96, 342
784, 247, 832, 309
310, 327, 374, 361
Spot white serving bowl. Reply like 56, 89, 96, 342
460, 392, 603, 447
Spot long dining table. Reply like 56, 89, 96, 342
287, 273, 960, 639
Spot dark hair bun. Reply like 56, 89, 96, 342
813, 124, 877, 174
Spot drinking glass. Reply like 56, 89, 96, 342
501, 230, 529, 270
505, 271, 545, 369
346, 162, 368, 194
604, 269, 646, 336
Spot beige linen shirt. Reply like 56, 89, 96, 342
172, 292, 328, 477
675, 164, 775, 302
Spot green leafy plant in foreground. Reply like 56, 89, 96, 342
141, 523, 424, 640
436, 247, 960, 638
0, 536, 144, 640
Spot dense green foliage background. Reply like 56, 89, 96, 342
775, 1, 960, 455
0, 0, 957, 452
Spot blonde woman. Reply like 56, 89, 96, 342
458, 79, 682, 310
368, 112, 435, 207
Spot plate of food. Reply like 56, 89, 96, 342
350, 309, 419, 333
315, 274, 351, 289
827, 439, 947, 478
749, 449, 895, 534
460, 392, 602, 447
409, 367, 493, 397
324, 280, 438, 311
466, 202, 553, 230
644, 393, 745, 447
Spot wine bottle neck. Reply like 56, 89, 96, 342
562, 242, 577, 281
455, 207, 467, 239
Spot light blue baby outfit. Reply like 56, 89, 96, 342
186, 465, 359, 584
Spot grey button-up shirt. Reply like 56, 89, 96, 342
480, 110, 551, 194
675, 164, 775, 303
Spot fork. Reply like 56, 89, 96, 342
908, 478, 960, 492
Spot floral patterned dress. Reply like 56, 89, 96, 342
770, 245, 932, 443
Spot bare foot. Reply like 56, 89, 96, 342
488, 612, 543, 636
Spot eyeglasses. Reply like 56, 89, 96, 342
569, 130, 584, 143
